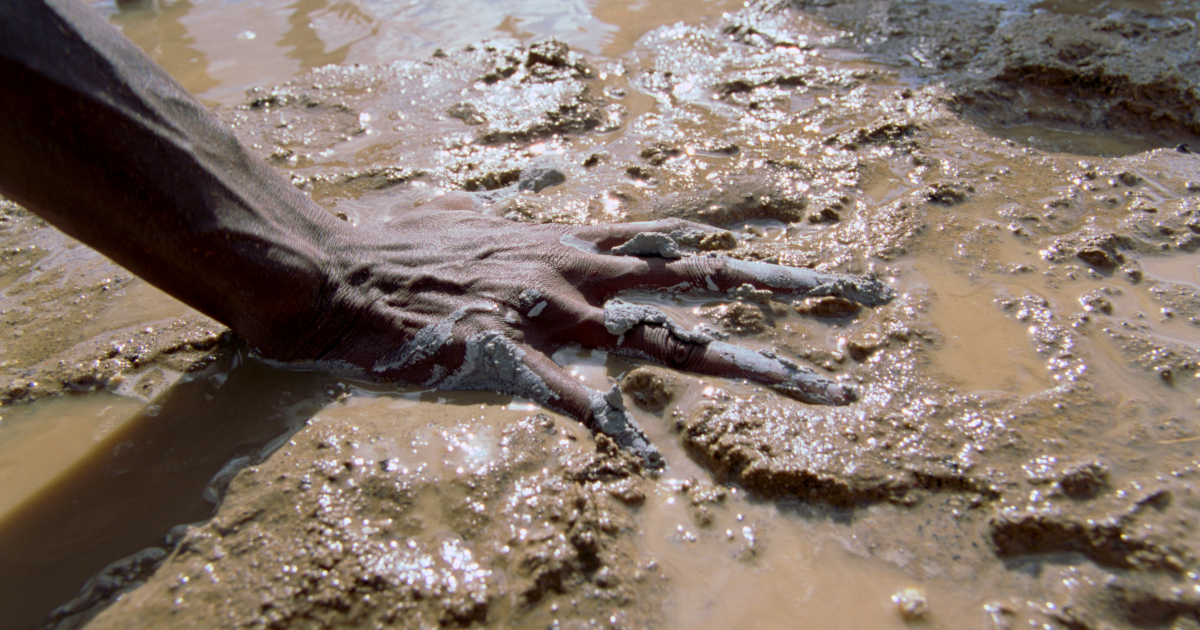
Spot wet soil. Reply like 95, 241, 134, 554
788, 0, 1200, 154
4, 0, 1200, 629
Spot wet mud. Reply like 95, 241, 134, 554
80, 404, 662, 630
789, 0, 1200, 153
0, 203, 230, 408
4, 0, 1200, 629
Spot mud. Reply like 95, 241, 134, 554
5, 0, 1200, 629
619, 367, 680, 413
787, 0, 1200, 153
603, 299, 711, 342
609, 232, 685, 259
0, 204, 230, 407
586, 384, 661, 468
75, 404, 662, 630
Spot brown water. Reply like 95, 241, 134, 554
92, 0, 749, 104
4, 0, 1200, 629
0, 352, 335, 629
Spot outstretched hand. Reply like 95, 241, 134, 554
274, 193, 894, 468
0, 0, 893, 470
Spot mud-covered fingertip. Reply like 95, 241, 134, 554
841, 275, 895, 308
830, 382, 858, 406
588, 383, 664, 470
637, 443, 666, 473
724, 258, 894, 307
601, 417, 665, 473
773, 375, 859, 406
860, 278, 896, 307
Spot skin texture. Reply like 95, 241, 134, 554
0, 0, 893, 467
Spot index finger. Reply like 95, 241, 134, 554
581, 254, 894, 307
715, 258, 894, 307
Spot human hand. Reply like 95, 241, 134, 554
275, 193, 894, 469
0, 0, 891, 470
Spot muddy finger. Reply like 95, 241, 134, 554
610, 256, 894, 306
491, 347, 663, 469
570, 219, 734, 258
717, 258, 894, 306
601, 299, 856, 406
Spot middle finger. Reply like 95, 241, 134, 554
563, 299, 857, 406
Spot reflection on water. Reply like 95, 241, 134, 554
0, 350, 335, 630
977, 123, 1164, 158
0, 394, 147, 517
281, 0, 367, 71
1142, 251, 1200, 288
92, 0, 745, 102
907, 262, 1052, 396
103, 0, 219, 96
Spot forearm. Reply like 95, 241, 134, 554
0, 0, 350, 355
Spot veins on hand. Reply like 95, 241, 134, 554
276, 191, 895, 470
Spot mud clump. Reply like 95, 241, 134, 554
989, 513, 1183, 572
78, 410, 661, 629
620, 367, 678, 412
892, 588, 929, 622
1, 318, 231, 405
923, 182, 973, 206
1056, 461, 1111, 500
824, 118, 921, 153
972, 12, 1200, 145
674, 385, 1003, 508
1080, 288, 1117, 315
672, 229, 738, 252
639, 142, 683, 167
793, 296, 862, 319
648, 175, 806, 226
287, 166, 423, 199
988, 472, 1199, 580
1103, 323, 1200, 383
700, 301, 772, 334
0, 202, 233, 406
1059, 232, 1134, 269
225, 38, 612, 206
446, 39, 611, 146
679, 477, 728, 527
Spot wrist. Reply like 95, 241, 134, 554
233, 218, 357, 364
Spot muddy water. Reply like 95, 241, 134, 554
4, 0, 1200, 629
91, 0, 748, 104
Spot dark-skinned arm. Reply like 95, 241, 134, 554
0, 0, 343, 357
0, 0, 894, 468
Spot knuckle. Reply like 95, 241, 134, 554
550, 250, 583, 275
659, 333, 707, 370
676, 254, 724, 285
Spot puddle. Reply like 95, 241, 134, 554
645, 497, 982, 630
0, 394, 147, 517
978, 123, 1164, 158
93, 0, 748, 104
0, 355, 334, 630
1032, 0, 1200, 19
908, 261, 1052, 396
1142, 251, 1200, 288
